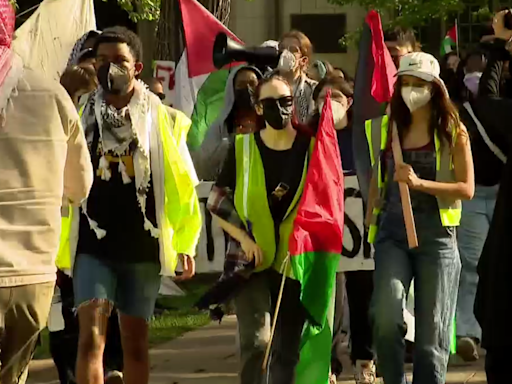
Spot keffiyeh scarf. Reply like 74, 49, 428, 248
293, 74, 317, 124
80, 82, 159, 239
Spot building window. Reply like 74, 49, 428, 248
456, 0, 494, 51
290, 14, 347, 54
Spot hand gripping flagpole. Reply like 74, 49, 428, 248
392, 124, 419, 248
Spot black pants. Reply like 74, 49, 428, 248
49, 271, 123, 384
267, 269, 306, 384
331, 270, 374, 376
485, 347, 508, 384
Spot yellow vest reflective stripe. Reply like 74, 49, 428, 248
56, 206, 72, 270
56, 105, 201, 274
365, 116, 461, 244
55, 105, 86, 271
233, 133, 310, 277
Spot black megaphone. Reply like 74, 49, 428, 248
213, 33, 280, 70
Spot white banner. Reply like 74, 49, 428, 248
194, 182, 226, 273
338, 175, 375, 272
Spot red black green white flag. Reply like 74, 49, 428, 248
175, 0, 243, 149
441, 25, 458, 56
289, 93, 344, 383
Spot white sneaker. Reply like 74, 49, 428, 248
329, 373, 338, 384
105, 370, 124, 384
354, 360, 376, 384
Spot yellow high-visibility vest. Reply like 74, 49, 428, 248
365, 115, 461, 244
56, 104, 201, 275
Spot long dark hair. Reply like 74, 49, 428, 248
307, 75, 354, 134
389, 76, 461, 148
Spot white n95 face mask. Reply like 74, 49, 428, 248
401, 86, 432, 112
278, 49, 296, 73
319, 100, 348, 130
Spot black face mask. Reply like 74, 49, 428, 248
97, 62, 132, 95
260, 97, 293, 130
234, 88, 253, 110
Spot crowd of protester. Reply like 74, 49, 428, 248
2, 1, 512, 383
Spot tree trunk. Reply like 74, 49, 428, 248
155, 0, 231, 61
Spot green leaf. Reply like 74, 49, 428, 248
327, 0, 485, 29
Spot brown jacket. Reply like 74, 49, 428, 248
0, 68, 93, 287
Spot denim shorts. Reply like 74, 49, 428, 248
73, 254, 161, 320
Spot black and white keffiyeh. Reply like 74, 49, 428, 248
80, 82, 160, 240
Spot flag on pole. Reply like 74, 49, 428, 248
352, 10, 397, 203
175, 0, 243, 149
289, 93, 344, 384
441, 25, 458, 56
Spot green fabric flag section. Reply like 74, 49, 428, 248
292, 252, 340, 384
291, 251, 341, 327
188, 69, 230, 150
440, 36, 454, 56
295, 283, 336, 384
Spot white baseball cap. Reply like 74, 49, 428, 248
397, 52, 441, 82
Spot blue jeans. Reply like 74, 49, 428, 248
73, 254, 161, 320
456, 184, 498, 341
371, 212, 461, 384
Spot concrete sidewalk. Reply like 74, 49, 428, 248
27, 316, 486, 384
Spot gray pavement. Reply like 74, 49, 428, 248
27, 316, 487, 384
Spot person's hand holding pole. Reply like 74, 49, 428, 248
391, 124, 419, 248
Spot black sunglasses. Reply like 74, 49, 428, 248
259, 96, 293, 108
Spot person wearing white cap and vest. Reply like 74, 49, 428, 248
366, 52, 474, 384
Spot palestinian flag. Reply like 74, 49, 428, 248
175, 0, 243, 149
352, 10, 396, 203
289, 93, 344, 384
441, 25, 458, 56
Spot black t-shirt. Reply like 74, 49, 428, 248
216, 131, 310, 229
76, 129, 159, 264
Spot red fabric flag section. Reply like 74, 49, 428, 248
179, 0, 242, 78
289, 92, 344, 257
366, 10, 397, 104
447, 26, 458, 42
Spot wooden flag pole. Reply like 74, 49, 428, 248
262, 256, 289, 371
391, 124, 419, 248
455, 18, 460, 57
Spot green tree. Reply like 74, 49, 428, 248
112, 0, 161, 21
327, 0, 488, 28
114, 0, 231, 22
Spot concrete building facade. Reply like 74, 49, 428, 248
228, 0, 367, 76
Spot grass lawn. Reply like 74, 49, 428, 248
34, 273, 220, 360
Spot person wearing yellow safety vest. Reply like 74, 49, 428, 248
210, 74, 312, 384
366, 52, 474, 384
56, 27, 202, 384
